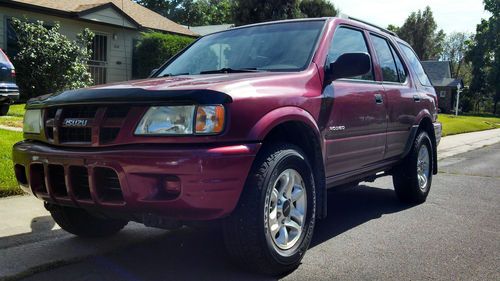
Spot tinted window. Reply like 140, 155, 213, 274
158, 21, 325, 76
0, 51, 9, 65
391, 44, 407, 83
399, 43, 432, 86
328, 27, 373, 80
370, 35, 399, 82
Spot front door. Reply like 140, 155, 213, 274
324, 26, 387, 178
89, 34, 108, 85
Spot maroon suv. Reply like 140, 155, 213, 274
13, 17, 441, 275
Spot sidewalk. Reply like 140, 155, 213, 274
438, 128, 500, 160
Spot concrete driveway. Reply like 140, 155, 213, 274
1, 129, 499, 281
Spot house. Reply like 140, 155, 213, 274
188, 24, 234, 36
0, 0, 197, 85
421, 60, 464, 113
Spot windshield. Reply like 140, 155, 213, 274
157, 20, 325, 76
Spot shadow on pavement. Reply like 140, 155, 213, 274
18, 184, 414, 281
0, 215, 67, 250
311, 184, 411, 248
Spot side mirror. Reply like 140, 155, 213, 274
327, 52, 371, 83
149, 68, 159, 77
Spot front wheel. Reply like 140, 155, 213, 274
223, 143, 316, 276
393, 131, 433, 204
0, 104, 9, 116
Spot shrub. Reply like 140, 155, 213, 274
134, 32, 195, 78
11, 18, 94, 100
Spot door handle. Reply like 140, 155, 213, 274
413, 95, 421, 102
375, 93, 384, 104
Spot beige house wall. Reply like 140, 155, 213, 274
0, 6, 141, 83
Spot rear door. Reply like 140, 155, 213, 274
324, 26, 387, 177
369, 34, 415, 159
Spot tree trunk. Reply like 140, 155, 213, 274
494, 90, 499, 115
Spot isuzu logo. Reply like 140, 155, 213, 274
63, 119, 88, 127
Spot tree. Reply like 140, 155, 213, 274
173, 0, 233, 26
134, 32, 194, 78
390, 6, 445, 60
232, 0, 302, 26
386, 24, 400, 34
441, 32, 471, 77
11, 18, 94, 99
466, 0, 499, 113
299, 0, 338, 18
135, 0, 232, 26
134, 0, 182, 18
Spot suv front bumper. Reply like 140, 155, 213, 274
12, 141, 260, 221
0, 84, 19, 104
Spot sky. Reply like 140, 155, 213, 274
331, 0, 491, 34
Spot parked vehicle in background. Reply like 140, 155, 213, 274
12, 17, 441, 276
0, 48, 19, 115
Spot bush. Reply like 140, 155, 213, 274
11, 18, 94, 100
134, 32, 195, 78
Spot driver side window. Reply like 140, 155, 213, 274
328, 27, 374, 81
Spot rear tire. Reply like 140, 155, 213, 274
47, 203, 128, 237
393, 131, 433, 204
223, 143, 316, 276
0, 104, 9, 116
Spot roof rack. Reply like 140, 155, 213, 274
338, 14, 398, 37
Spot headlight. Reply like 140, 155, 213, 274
135, 106, 195, 135
23, 109, 42, 134
135, 105, 225, 135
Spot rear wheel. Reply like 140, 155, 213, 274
0, 104, 9, 116
46, 203, 128, 237
223, 143, 316, 276
393, 131, 433, 204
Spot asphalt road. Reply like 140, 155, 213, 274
12, 143, 500, 281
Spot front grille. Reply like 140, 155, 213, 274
70, 166, 91, 200
44, 105, 130, 146
48, 164, 67, 197
60, 127, 92, 143
62, 106, 98, 118
94, 167, 124, 203
27, 164, 125, 204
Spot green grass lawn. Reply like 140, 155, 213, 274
439, 114, 500, 136
0, 129, 24, 197
0, 104, 24, 128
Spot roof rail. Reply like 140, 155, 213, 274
338, 14, 398, 37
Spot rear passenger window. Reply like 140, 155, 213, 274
391, 44, 408, 83
328, 27, 374, 81
399, 43, 432, 86
370, 35, 399, 83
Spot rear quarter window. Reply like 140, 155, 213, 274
0, 50, 13, 67
398, 43, 432, 86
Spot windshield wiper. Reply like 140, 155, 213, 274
199, 68, 264, 74
160, 73, 189, 77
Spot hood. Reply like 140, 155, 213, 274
26, 71, 314, 108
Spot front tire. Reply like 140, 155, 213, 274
393, 131, 433, 204
0, 104, 9, 116
47, 203, 128, 237
223, 143, 316, 276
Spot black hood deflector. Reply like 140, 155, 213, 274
26, 88, 233, 109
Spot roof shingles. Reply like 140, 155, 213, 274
9, 0, 197, 36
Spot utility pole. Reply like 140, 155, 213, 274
455, 84, 462, 116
